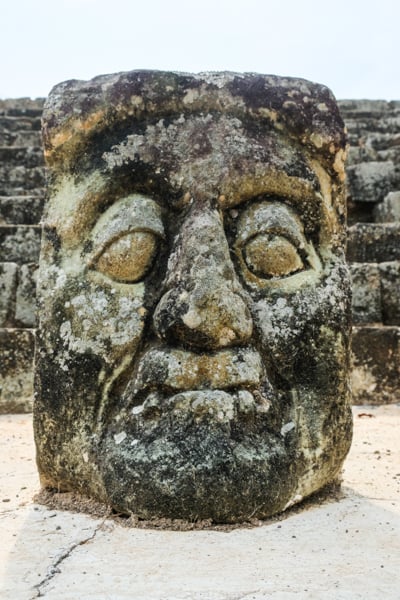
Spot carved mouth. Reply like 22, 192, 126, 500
129, 346, 263, 399
130, 389, 272, 422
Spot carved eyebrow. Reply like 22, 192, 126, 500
217, 168, 322, 212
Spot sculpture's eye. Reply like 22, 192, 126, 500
93, 231, 158, 282
243, 233, 304, 279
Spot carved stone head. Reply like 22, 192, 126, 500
34, 71, 352, 522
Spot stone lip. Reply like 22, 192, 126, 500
130, 346, 264, 398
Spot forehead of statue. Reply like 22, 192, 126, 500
93, 116, 322, 209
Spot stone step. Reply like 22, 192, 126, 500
0, 261, 37, 328
0, 146, 44, 167
0, 225, 41, 263
344, 115, 400, 136
347, 223, 400, 262
0, 115, 42, 133
346, 141, 400, 167
339, 99, 400, 117
350, 261, 400, 326
0, 195, 44, 225
0, 130, 42, 148
0, 327, 34, 413
0, 164, 45, 196
346, 160, 398, 204
0, 262, 17, 326
351, 325, 400, 404
0, 98, 45, 118
373, 191, 400, 223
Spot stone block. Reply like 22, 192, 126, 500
350, 263, 381, 324
351, 326, 400, 404
338, 99, 390, 118
0, 98, 45, 117
0, 164, 45, 195
379, 261, 400, 325
1, 130, 42, 148
0, 146, 44, 168
0, 196, 44, 225
0, 328, 34, 413
15, 263, 38, 327
346, 161, 395, 204
347, 223, 400, 262
0, 226, 41, 263
374, 191, 400, 223
35, 70, 352, 522
0, 263, 18, 326
0, 115, 42, 133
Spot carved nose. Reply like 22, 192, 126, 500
153, 206, 253, 350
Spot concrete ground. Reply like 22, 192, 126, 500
1, 406, 399, 600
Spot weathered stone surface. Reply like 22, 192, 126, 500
0, 196, 44, 225
0, 328, 34, 413
0, 146, 44, 167
34, 70, 352, 522
346, 161, 395, 204
15, 263, 37, 327
0, 116, 42, 134
0, 98, 45, 116
351, 326, 400, 404
347, 223, 400, 262
0, 263, 18, 326
0, 226, 41, 263
0, 164, 45, 196
379, 261, 400, 325
350, 263, 381, 324
374, 191, 400, 223
339, 100, 400, 168
0, 129, 42, 147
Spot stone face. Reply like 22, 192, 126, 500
0, 328, 34, 413
34, 71, 352, 522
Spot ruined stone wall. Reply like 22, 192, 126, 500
0, 97, 399, 411
339, 100, 400, 403
0, 99, 45, 412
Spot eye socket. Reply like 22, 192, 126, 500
93, 231, 158, 282
243, 233, 304, 279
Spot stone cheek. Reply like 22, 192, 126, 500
34, 71, 352, 523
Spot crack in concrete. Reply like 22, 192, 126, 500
30, 521, 105, 598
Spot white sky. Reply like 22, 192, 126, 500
1, 0, 399, 100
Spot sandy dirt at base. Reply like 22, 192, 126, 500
0, 405, 399, 600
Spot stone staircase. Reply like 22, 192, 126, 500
1, 98, 400, 411
0, 99, 45, 412
339, 100, 400, 404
